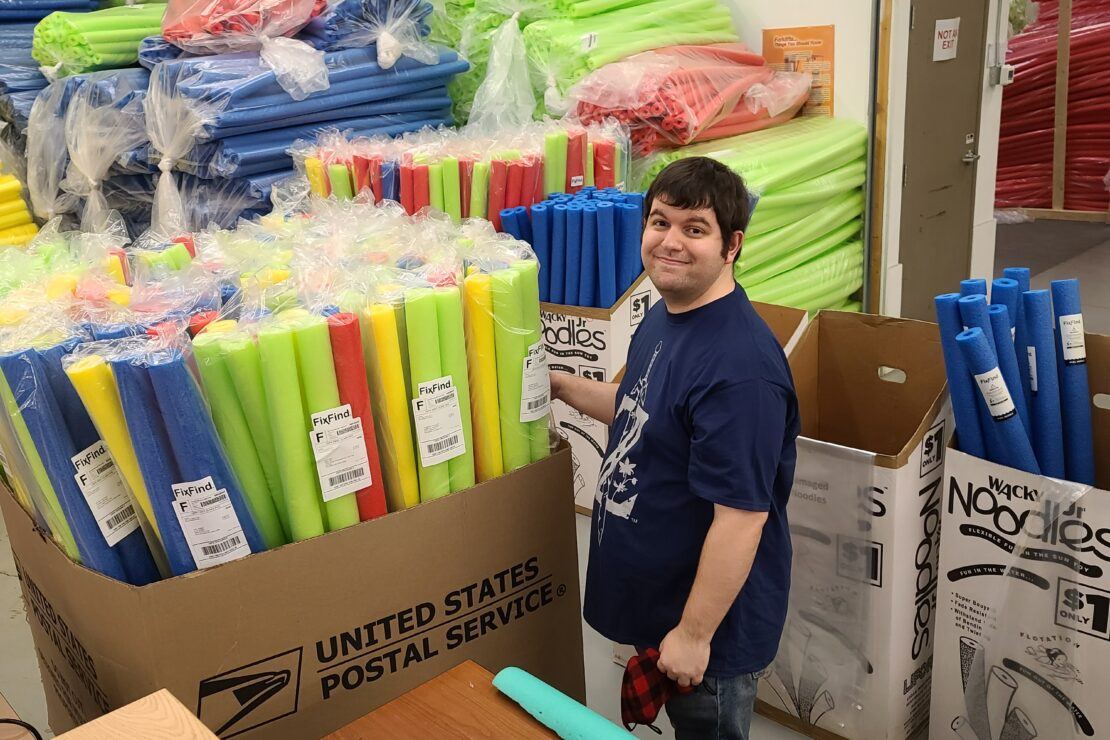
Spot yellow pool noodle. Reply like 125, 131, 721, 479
305, 157, 328, 196
361, 304, 420, 511
462, 274, 504, 482
65, 356, 162, 545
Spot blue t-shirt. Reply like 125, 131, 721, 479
583, 284, 799, 678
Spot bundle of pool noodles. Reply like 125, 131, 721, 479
32, 4, 168, 79
299, 0, 437, 69
143, 44, 465, 234
136, 34, 191, 69
636, 116, 869, 312
934, 273, 1096, 485
0, 24, 47, 95
570, 43, 812, 155
498, 187, 644, 308
26, 74, 88, 224
996, 0, 1110, 211
0, 135, 36, 246
162, 0, 331, 99
292, 118, 631, 224
0, 0, 97, 23
523, 0, 739, 116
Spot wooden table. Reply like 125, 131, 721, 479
57, 690, 217, 740
326, 661, 555, 739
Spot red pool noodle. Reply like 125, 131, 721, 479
532, 160, 545, 203
368, 156, 383, 201
400, 163, 415, 213
459, 157, 473, 218
506, 160, 524, 209
173, 235, 196, 258
188, 311, 218, 337
487, 159, 509, 230
593, 139, 616, 188
327, 312, 388, 521
520, 157, 539, 208
352, 156, 371, 194
566, 130, 586, 193
413, 164, 431, 212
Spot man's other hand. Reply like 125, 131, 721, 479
657, 623, 711, 688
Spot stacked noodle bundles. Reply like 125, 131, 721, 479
0, 0, 97, 23
32, 4, 168, 78
638, 116, 869, 313
0, 174, 36, 245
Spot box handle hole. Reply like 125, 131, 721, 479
878, 366, 907, 384
1095, 393, 1110, 410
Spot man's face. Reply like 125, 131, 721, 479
641, 198, 738, 300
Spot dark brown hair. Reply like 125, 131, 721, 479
644, 157, 752, 262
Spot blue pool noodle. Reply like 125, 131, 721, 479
958, 295, 999, 452
934, 294, 986, 458
615, 202, 642, 295
989, 304, 1031, 438
1050, 279, 1095, 485
146, 351, 266, 554
956, 328, 1040, 475
499, 207, 522, 240
1003, 268, 1032, 404
1022, 290, 1066, 478
581, 205, 599, 309
37, 340, 98, 447
381, 160, 399, 201
531, 203, 552, 302
596, 201, 618, 308
550, 204, 568, 305
514, 206, 532, 244
565, 203, 583, 306
112, 358, 196, 575
960, 278, 987, 298
994, 275, 1031, 414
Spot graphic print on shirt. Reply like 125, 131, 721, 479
596, 341, 662, 543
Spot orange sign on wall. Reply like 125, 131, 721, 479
762, 25, 835, 117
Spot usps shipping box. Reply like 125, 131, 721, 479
2, 444, 585, 738
543, 274, 808, 515
756, 311, 953, 740
929, 332, 1110, 740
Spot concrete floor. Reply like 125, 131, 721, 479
0, 219, 1106, 738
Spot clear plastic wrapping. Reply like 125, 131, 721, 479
300, 0, 438, 70
26, 74, 85, 223
467, 11, 534, 131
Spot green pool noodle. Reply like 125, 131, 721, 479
164, 242, 192, 270
737, 218, 862, 286
434, 287, 475, 492
511, 260, 550, 462
257, 324, 325, 541
544, 131, 568, 195
755, 160, 867, 211
223, 336, 290, 540
328, 165, 354, 200
493, 667, 634, 739
470, 161, 490, 221
428, 162, 445, 212
490, 269, 531, 471
192, 335, 286, 549
404, 289, 451, 501
0, 374, 80, 560
739, 190, 863, 273
585, 143, 595, 187
441, 157, 462, 222
291, 316, 360, 531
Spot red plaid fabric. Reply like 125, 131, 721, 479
620, 647, 695, 732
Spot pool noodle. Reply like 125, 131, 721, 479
521, 160, 540, 207
493, 667, 634, 739
399, 163, 414, 213
581, 205, 599, 308
1003, 267, 1033, 413
292, 316, 361, 531
544, 130, 568, 196
459, 157, 473, 218
956, 328, 1039, 475
513, 260, 550, 462
596, 201, 618, 307
328, 164, 354, 200
499, 208, 522, 241
960, 279, 987, 298
586, 142, 595, 187
507, 160, 524, 209
328, 313, 388, 521
258, 324, 326, 541
531, 203, 552, 302
491, 269, 531, 471
959, 295, 1001, 459
488, 159, 509, 230
934, 294, 986, 459
65, 355, 162, 545
404, 289, 451, 501
566, 130, 586, 193
594, 139, 615, 189
37, 341, 98, 449
352, 155, 371, 193
413, 164, 431, 212
463, 274, 504, 482
147, 352, 267, 555
514, 206, 533, 245
192, 336, 286, 549
111, 358, 196, 576
362, 305, 420, 510
1022, 290, 1066, 478
470, 161, 489, 225
988, 304, 1032, 441
441, 156, 461, 222
1050, 279, 1095, 485
550, 204, 568, 304
305, 156, 328, 196
381, 160, 399, 201
435, 288, 476, 493
428, 161, 444, 212
564, 204, 583, 306
615, 202, 642, 294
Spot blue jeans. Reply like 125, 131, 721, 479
665, 672, 759, 740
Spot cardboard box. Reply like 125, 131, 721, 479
756, 311, 953, 740
542, 275, 809, 514
929, 332, 1109, 740
2, 444, 585, 739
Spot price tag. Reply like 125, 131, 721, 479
580, 32, 598, 51
520, 341, 551, 423
172, 476, 250, 569
974, 368, 1016, 421
412, 376, 465, 467
1027, 346, 1038, 392
310, 404, 372, 502
1059, 313, 1086, 365
72, 441, 138, 547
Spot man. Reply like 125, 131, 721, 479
551, 157, 799, 739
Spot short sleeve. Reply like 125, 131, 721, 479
687, 379, 789, 510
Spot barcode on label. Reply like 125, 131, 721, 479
329, 468, 366, 488
105, 505, 134, 530
202, 536, 242, 556
427, 435, 460, 455
527, 395, 549, 412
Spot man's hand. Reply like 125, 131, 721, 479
547, 370, 619, 425
549, 371, 571, 404
657, 623, 711, 688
